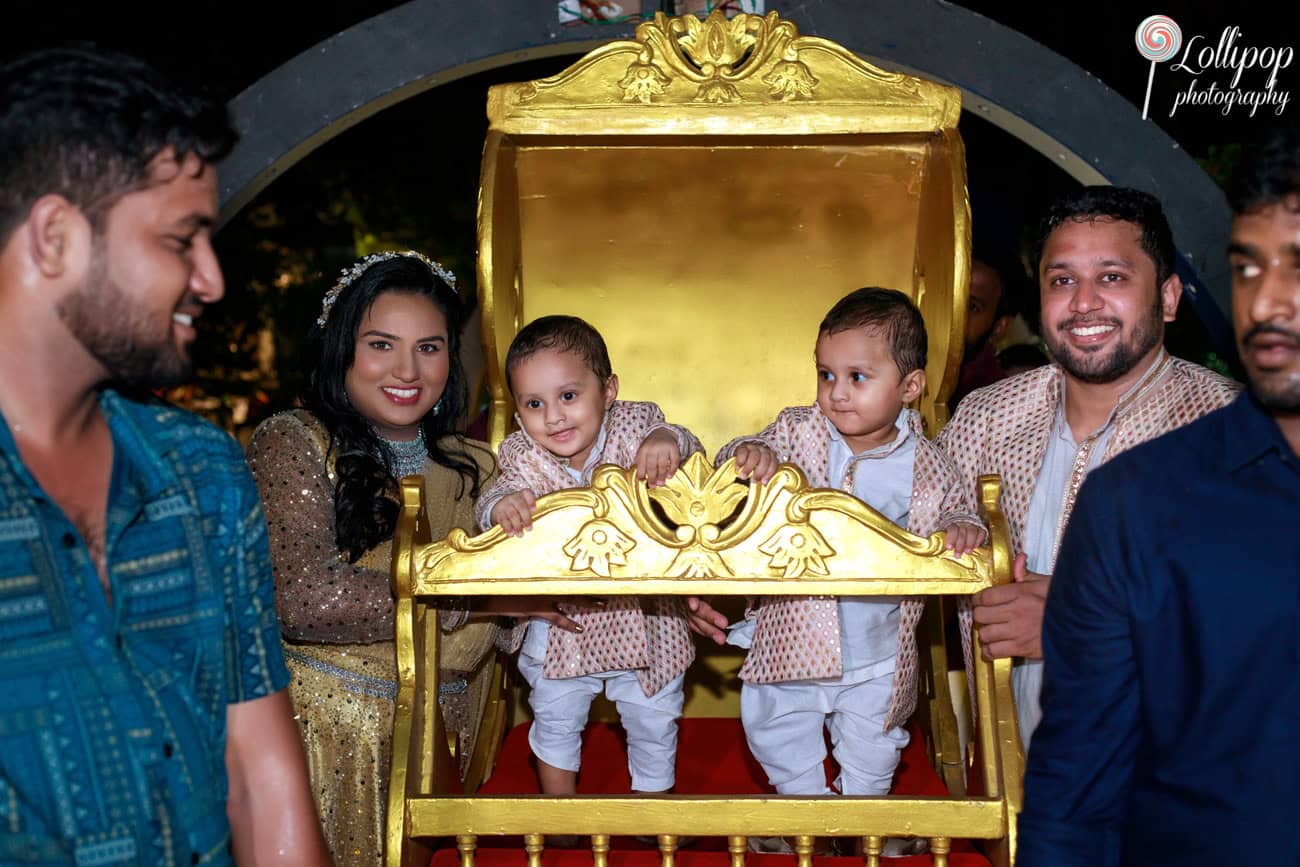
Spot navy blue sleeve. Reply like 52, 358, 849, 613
1016, 467, 1142, 867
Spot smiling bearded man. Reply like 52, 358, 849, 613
935, 186, 1240, 750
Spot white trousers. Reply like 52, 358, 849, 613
1012, 660, 1044, 752
741, 670, 908, 796
518, 650, 684, 792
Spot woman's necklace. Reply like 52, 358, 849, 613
378, 427, 428, 479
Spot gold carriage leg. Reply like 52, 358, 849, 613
460, 654, 511, 793
920, 596, 966, 795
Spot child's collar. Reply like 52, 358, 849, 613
818, 405, 918, 455
512, 406, 613, 473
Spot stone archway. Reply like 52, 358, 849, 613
220, 0, 1230, 309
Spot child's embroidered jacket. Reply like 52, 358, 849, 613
715, 404, 982, 728
477, 400, 703, 697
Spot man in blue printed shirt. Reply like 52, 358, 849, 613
0, 47, 331, 864
1017, 127, 1300, 865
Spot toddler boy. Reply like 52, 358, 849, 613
477, 315, 703, 798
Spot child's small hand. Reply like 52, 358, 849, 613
636, 429, 682, 487
491, 490, 537, 538
733, 442, 779, 484
942, 522, 986, 557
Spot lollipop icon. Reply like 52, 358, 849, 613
1136, 15, 1182, 120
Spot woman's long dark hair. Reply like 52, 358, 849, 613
303, 254, 487, 562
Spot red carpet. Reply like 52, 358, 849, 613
428, 719, 990, 866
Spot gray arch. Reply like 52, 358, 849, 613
221, 0, 1230, 309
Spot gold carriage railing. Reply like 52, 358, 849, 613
386, 455, 1022, 867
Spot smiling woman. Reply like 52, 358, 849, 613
244, 251, 503, 865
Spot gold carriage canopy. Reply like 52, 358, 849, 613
477, 9, 970, 452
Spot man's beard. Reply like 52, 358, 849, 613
1045, 296, 1164, 385
1241, 323, 1300, 412
57, 248, 192, 388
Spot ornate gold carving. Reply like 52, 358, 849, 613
630, 11, 815, 104
392, 472, 1019, 866
758, 523, 835, 578
646, 449, 747, 531
675, 12, 758, 71
562, 519, 636, 576
516, 10, 908, 111
408, 454, 991, 595
618, 59, 670, 104
665, 547, 733, 579
764, 57, 819, 101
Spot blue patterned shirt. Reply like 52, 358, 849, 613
0, 391, 289, 866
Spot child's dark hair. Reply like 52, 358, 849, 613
819, 287, 928, 375
505, 315, 613, 391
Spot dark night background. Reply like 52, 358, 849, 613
2, 1, 1292, 435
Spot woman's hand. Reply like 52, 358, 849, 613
476, 596, 605, 633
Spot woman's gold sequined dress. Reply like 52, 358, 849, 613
248, 410, 500, 866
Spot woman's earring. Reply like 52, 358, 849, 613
432, 398, 443, 417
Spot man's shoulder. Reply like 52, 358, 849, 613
108, 392, 243, 463
951, 365, 1058, 423
941, 367, 1058, 453
1093, 398, 1235, 489
1160, 357, 1242, 404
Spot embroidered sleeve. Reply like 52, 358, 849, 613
936, 453, 987, 541
497, 618, 528, 653
910, 435, 987, 541
474, 432, 536, 531
246, 412, 397, 644
934, 399, 989, 503
633, 401, 705, 460
714, 407, 801, 466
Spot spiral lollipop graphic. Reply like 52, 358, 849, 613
1135, 15, 1182, 119
1136, 15, 1182, 62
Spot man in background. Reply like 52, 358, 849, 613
948, 247, 1043, 412
936, 186, 1239, 749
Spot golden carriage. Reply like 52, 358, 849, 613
387, 10, 1021, 867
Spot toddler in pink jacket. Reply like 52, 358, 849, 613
477, 315, 702, 798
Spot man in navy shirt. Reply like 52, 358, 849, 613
0, 47, 330, 864
1018, 127, 1300, 865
